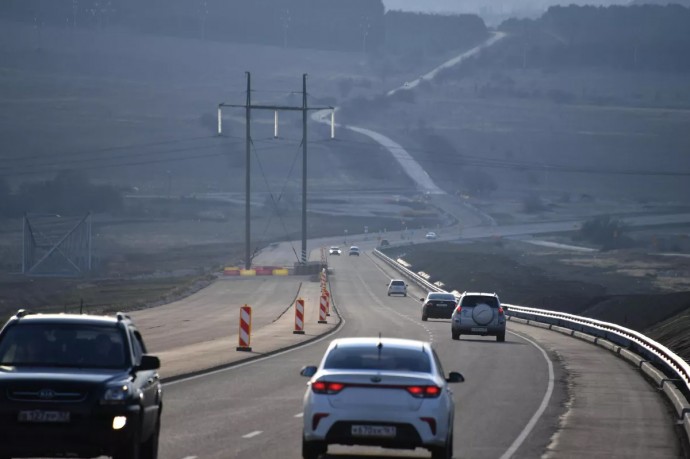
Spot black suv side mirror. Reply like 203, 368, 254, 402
136, 355, 160, 371
446, 371, 465, 383
300, 365, 317, 377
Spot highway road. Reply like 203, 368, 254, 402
155, 250, 682, 458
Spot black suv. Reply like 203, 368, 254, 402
0, 310, 162, 459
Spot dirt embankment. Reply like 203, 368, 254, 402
390, 239, 690, 360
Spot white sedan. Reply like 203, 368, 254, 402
300, 337, 464, 459
425, 231, 438, 240
328, 246, 342, 255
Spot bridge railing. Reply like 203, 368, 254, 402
373, 249, 690, 402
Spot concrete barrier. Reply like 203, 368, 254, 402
223, 267, 240, 276
529, 321, 552, 330
551, 325, 574, 336
596, 339, 620, 353
240, 269, 256, 276
508, 317, 528, 324
640, 361, 666, 388
272, 268, 289, 276
619, 348, 646, 367
684, 414, 690, 443
573, 330, 597, 344
662, 383, 690, 420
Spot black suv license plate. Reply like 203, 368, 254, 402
18, 410, 70, 423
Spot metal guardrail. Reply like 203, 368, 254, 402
373, 249, 690, 400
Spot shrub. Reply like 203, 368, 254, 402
522, 194, 547, 213
576, 215, 632, 250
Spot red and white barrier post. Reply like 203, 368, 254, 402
236, 305, 252, 352
293, 298, 305, 334
318, 295, 328, 324
322, 288, 330, 316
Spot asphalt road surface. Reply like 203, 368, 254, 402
156, 250, 683, 459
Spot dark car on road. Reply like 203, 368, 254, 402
421, 292, 458, 321
0, 310, 162, 459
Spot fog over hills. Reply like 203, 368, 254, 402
383, 0, 656, 24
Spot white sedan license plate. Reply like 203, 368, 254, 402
18, 410, 70, 423
351, 425, 396, 438
471, 327, 488, 332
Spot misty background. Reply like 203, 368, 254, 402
1, 0, 689, 328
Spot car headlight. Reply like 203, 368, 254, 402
101, 382, 133, 404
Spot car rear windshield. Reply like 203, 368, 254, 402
0, 323, 127, 369
324, 345, 431, 373
461, 296, 499, 308
428, 293, 455, 301
391, 280, 405, 286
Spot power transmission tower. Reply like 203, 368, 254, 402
217, 73, 334, 269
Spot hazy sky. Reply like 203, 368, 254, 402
383, 0, 631, 15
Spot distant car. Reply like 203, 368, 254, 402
451, 292, 506, 342
348, 246, 360, 256
425, 232, 438, 240
0, 310, 162, 459
379, 239, 390, 248
329, 246, 341, 255
387, 279, 408, 296
300, 337, 463, 459
421, 292, 458, 321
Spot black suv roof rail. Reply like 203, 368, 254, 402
461, 291, 499, 297
15, 309, 32, 318
116, 312, 132, 322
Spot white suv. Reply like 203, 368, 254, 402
300, 337, 464, 459
451, 292, 506, 342
387, 279, 408, 296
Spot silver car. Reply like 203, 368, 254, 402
300, 337, 464, 459
451, 292, 506, 342
387, 279, 408, 296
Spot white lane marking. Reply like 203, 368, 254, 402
499, 331, 555, 459
242, 430, 263, 439
181, 456, 197, 459
294, 412, 304, 418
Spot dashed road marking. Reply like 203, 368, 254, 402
294, 413, 304, 418
242, 430, 263, 439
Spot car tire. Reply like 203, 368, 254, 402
421, 313, 428, 322
140, 414, 161, 459
113, 427, 141, 459
451, 331, 460, 340
497, 332, 506, 342
302, 436, 326, 459
430, 430, 453, 459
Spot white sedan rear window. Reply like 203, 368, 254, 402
324, 346, 431, 373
